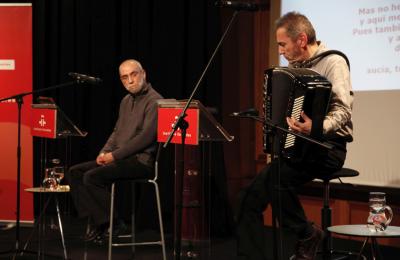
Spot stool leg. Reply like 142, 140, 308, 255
153, 181, 166, 260
321, 181, 332, 260
108, 183, 115, 260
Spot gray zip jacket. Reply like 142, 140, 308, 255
100, 82, 163, 166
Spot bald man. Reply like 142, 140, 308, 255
66, 59, 163, 244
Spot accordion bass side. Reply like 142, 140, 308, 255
262, 67, 332, 162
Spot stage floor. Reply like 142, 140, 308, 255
0, 215, 399, 259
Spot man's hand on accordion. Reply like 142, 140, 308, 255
286, 111, 312, 135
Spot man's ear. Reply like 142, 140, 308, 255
142, 69, 146, 80
297, 32, 308, 47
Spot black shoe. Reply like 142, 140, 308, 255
291, 224, 324, 260
92, 233, 106, 245
0, 223, 15, 230
104, 220, 128, 238
84, 225, 106, 242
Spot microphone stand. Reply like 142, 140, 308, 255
0, 79, 86, 259
232, 114, 333, 260
162, 10, 239, 260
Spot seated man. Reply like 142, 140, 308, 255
66, 59, 163, 244
237, 12, 353, 260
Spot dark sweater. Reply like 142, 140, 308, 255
101, 82, 163, 166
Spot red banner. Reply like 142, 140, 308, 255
0, 4, 33, 223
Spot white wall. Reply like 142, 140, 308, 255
345, 90, 400, 187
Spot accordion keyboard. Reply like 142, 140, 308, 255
284, 95, 304, 149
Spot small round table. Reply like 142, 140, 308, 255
328, 225, 400, 260
24, 185, 70, 260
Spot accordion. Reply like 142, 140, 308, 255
263, 67, 332, 162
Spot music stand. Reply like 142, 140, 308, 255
158, 99, 233, 258
31, 102, 87, 139
157, 4, 239, 258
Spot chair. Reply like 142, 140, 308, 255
108, 143, 167, 260
317, 167, 365, 260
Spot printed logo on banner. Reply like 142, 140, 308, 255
157, 108, 199, 145
31, 108, 57, 138
39, 115, 46, 127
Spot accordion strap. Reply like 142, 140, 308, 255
298, 50, 350, 71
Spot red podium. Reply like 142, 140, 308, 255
157, 99, 233, 257
31, 103, 87, 139
158, 99, 233, 144
30, 101, 86, 185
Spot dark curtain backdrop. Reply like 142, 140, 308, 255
23, 0, 234, 236
32, 0, 221, 161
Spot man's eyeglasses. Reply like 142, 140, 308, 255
120, 70, 142, 81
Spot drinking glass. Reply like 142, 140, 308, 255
53, 166, 65, 185
42, 167, 58, 190
367, 192, 393, 232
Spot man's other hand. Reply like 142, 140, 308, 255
286, 111, 312, 135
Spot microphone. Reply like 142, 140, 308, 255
229, 108, 259, 117
68, 72, 103, 85
215, 1, 262, 12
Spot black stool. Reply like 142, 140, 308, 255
317, 168, 365, 260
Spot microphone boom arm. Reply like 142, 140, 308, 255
0, 81, 77, 103
232, 114, 334, 150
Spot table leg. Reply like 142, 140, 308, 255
370, 237, 377, 260
358, 237, 369, 260
371, 237, 384, 260
21, 196, 52, 257
55, 196, 68, 259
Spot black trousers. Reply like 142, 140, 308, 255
236, 141, 347, 260
66, 155, 152, 226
